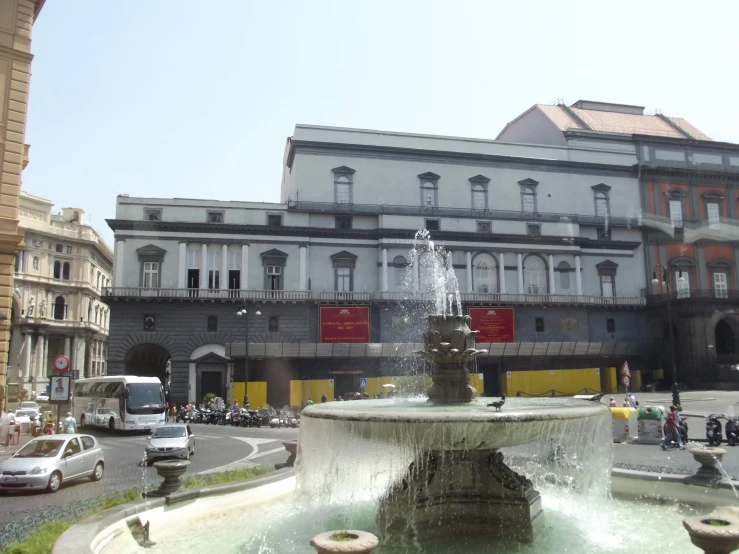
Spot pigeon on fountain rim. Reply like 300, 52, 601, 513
487, 394, 506, 411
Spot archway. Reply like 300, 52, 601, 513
124, 343, 171, 385
716, 320, 735, 356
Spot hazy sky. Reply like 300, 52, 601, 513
24, 0, 739, 247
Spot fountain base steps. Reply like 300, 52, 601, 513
377, 449, 542, 545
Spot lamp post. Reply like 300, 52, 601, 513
236, 305, 261, 409
652, 265, 684, 389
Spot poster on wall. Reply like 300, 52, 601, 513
319, 306, 370, 343
468, 307, 515, 343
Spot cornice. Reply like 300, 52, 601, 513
0, 44, 33, 64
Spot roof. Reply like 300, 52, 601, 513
535, 104, 712, 141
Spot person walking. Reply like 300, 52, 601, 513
609, 397, 617, 408
661, 405, 685, 450
627, 393, 638, 408
63, 412, 77, 434
321, 393, 327, 403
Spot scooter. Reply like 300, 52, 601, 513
706, 414, 723, 446
725, 404, 739, 446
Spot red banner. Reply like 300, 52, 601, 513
468, 307, 515, 343
319, 306, 370, 343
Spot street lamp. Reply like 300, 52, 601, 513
652, 265, 684, 388
236, 306, 261, 409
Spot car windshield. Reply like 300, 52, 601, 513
20, 402, 37, 409
15, 439, 64, 458
126, 383, 165, 410
152, 427, 186, 439
15, 410, 35, 418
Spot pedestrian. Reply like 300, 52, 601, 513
63, 411, 77, 434
627, 393, 638, 408
165, 402, 170, 422
661, 405, 685, 450
609, 397, 617, 408
321, 393, 327, 403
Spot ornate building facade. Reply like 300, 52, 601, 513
7, 191, 112, 396
0, 0, 45, 409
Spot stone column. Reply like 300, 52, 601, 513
548, 254, 555, 295
177, 242, 187, 289
85, 338, 92, 378
498, 253, 506, 294
241, 245, 249, 290
71, 336, 79, 375
381, 248, 388, 292
220, 245, 228, 290
517, 254, 524, 294
21, 333, 30, 380
200, 244, 208, 290
33, 334, 41, 379
114, 240, 125, 287
40, 335, 48, 379
64, 337, 71, 358
466, 251, 473, 292
575, 255, 583, 295
299, 246, 307, 291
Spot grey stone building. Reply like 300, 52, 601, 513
105, 101, 710, 407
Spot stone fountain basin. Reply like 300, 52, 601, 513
301, 397, 609, 451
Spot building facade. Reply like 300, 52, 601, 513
7, 192, 112, 398
0, 0, 45, 410
105, 108, 664, 407
498, 100, 739, 388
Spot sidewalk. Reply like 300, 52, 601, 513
0, 434, 33, 461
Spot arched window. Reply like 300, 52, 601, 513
53, 296, 65, 320
595, 192, 609, 217
472, 184, 486, 211
473, 253, 497, 293
421, 182, 436, 209
525, 256, 546, 294
521, 187, 536, 213
558, 261, 571, 290
53, 260, 61, 279
335, 175, 351, 205
393, 256, 407, 287
62, 262, 70, 280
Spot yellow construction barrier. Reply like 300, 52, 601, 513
506, 368, 601, 397
602, 366, 617, 393
469, 374, 483, 397
233, 382, 267, 409
290, 379, 335, 407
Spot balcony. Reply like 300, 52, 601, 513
16, 316, 108, 336
647, 289, 739, 306
287, 199, 641, 228
103, 287, 645, 307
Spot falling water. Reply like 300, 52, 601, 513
407, 230, 463, 318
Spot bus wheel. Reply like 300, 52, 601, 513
108, 418, 115, 433
80, 415, 86, 428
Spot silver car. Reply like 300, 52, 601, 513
0, 434, 104, 493
145, 424, 195, 464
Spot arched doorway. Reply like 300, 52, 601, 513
716, 320, 735, 356
124, 343, 171, 385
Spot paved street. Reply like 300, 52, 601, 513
0, 423, 296, 527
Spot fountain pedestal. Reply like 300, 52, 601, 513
378, 449, 542, 545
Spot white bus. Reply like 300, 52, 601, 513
73, 376, 166, 432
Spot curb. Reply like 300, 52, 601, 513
51, 467, 295, 554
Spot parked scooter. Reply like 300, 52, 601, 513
725, 405, 739, 446
706, 414, 723, 446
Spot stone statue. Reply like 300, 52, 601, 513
38, 300, 46, 318
26, 298, 34, 317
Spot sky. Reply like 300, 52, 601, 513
23, 0, 739, 247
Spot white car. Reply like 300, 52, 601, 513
19, 401, 40, 415
34, 394, 49, 403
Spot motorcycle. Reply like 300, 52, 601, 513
706, 414, 723, 446
726, 405, 739, 447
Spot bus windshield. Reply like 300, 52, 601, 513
126, 383, 165, 414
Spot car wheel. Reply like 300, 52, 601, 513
108, 418, 115, 433
191, 444, 195, 456
91, 462, 104, 481
47, 472, 62, 493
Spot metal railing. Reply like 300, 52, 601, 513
647, 289, 738, 305
287, 199, 642, 227
103, 287, 646, 306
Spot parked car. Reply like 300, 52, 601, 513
12, 409, 36, 430
19, 401, 40, 415
34, 394, 49, 403
0, 434, 104, 493
145, 424, 195, 464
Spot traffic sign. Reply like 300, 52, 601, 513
622, 375, 630, 387
53, 355, 70, 375
359, 378, 367, 389
621, 361, 631, 378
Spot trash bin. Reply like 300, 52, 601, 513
610, 407, 638, 443
637, 406, 666, 444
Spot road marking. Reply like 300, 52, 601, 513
196, 437, 284, 475
245, 447, 285, 461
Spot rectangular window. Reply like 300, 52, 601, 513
268, 316, 279, 332
714, 272, 728, 298
267, 214, 282, 227
336, 267, 351, 291
522, 193, 536, 213
207, 246, 221, 290
335, 181, 351, 205
66, 246, 73, 254
600, 274, 614, 297
143, 262, 159, 288
535, 317, 545, 332
186, 245, 200, 268
55, 244, 63, 253
606, 318, 616, 333
267, 265, 282, 291
707, 202, 721, 230
208, 269, 220, 289
227, 247, 241, 269
595, 196, 609, 217
335, 216, 352, 229
669, 200, 683, 228
422, 188, 435, 208
676, 271, 690, 299
473, 190, 486, 210
207, 316, 218, 332
425, 219, 440, 231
